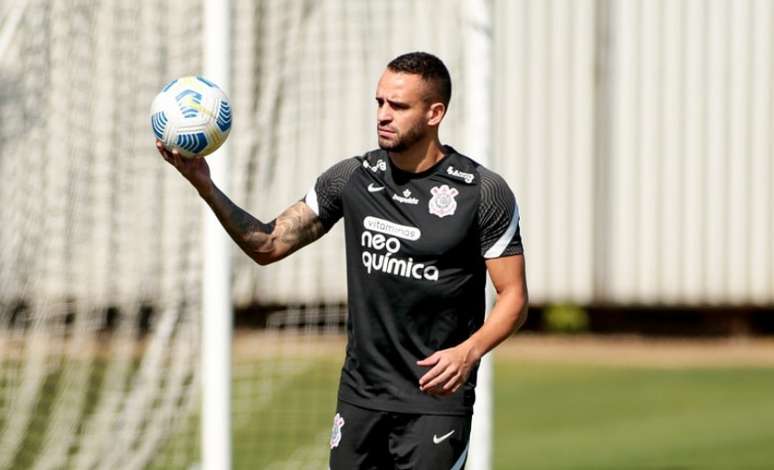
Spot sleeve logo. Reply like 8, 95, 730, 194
363, 159, 387, 173
446, 165, 475, 183
330, 413, 345, 449
428, 185, 459, 218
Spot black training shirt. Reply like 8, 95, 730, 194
304, 147, 522, 415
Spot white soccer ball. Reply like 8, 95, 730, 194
150, 75, 232, 158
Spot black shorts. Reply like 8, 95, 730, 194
329, 400, 472, 470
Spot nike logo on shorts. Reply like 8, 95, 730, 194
433, 430, 455, 444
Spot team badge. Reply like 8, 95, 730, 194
330, 413, 345, 449
428, 185, 459, 218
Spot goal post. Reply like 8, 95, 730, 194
202, 0, 232, 469
465, 0, 494, 468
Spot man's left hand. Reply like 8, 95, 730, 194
417, 342, 480, 396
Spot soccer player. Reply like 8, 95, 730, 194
157, 51, 528, 469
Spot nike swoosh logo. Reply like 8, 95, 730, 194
433, 430, 455, 444
367, 183, 385, 193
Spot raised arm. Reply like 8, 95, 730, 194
157, 142, 324, 265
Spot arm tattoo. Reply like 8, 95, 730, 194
275, 203, 324, 247
206, 187, 323, 262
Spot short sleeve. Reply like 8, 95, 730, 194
478, 168, 523, 258
304, 157, 361, 231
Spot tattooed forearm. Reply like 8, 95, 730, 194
203, 187, 323, 264
230, 205, 276, 254
207, 186, 274, 254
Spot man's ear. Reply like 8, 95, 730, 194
427, 102, 446, 126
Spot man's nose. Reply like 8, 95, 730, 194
377, 107, 392, 123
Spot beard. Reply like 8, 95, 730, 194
378, 125, 425, 153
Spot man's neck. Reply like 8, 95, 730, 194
388, 138, 447, 173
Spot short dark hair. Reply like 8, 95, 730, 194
387, 52, 452, 108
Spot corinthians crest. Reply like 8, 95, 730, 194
428, 185, 459, 218
330, 413, 345, 449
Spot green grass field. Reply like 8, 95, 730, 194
5, 339, 774, 469
493, 362, 774, 469
222, 350, 774, 469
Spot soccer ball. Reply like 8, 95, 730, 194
150, 76, 232, 158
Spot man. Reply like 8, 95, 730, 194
157, 52, 527, 469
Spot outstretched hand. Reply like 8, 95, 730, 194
156, 140, 213, 194
417, 342, 480, 396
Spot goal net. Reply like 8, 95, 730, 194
0, 0, 483, 468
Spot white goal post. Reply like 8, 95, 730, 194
465, 1, 494, 468
202, 0, 232, 469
